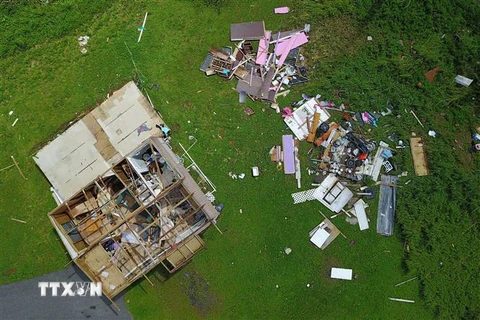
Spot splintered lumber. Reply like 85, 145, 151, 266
410, 137, 429, 176
307, 110, 321, 142
410, 110, 424, 128
11, 218, 27, 224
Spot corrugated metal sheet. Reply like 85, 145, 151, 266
376, 175, 398, 236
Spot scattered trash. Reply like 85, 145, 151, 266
11, 118, 18, 127
244, 107, 255, 116
77, 35, 90, 54
206, 192, 216, 202
367, 36, 373, 41
306, 283, 311, 287
424, 66, 440, 82
8, 110, 13, 116
284, 247, 292, 255
454, 75, 473, 87
274, 7, 290, 14
428, 130, 436, 138
252, 166, 260, 177
215, 202, 224, 212
238, 173, 246, 179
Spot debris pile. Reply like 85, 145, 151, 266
200, 21, 310, 104
262, 94, 417, 244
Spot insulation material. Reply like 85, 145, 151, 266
256, 31, 271, 65
282, 135, 295, 174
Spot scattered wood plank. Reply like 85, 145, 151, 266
410, 137, 429, 176
11, 156, 27, 180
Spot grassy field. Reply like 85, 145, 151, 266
1, 0, 479, 319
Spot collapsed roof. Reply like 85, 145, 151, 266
35, 82, 220, 300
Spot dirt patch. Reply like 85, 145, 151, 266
323, 256, 341, 278
182, 271, 218, 317
3, 268, 16, 277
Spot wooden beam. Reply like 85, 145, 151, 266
0, 163, 14, 172
11, 156, 27, 180
83, 178, 184, 249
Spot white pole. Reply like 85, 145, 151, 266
138, 12, 148, 43
388, 297, 415, 303
394, 277, 417, 287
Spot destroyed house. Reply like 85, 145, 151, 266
34, 82, 219, 300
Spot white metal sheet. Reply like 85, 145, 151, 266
310, 228, 330, 248
354, 200, 369, 230
331, 268, 353, 280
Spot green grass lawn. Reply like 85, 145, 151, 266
1, 0, 479, 319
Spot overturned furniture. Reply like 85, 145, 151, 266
313, 174, 354, 213
34, 82, 219, 301
309, 218, 340, 250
